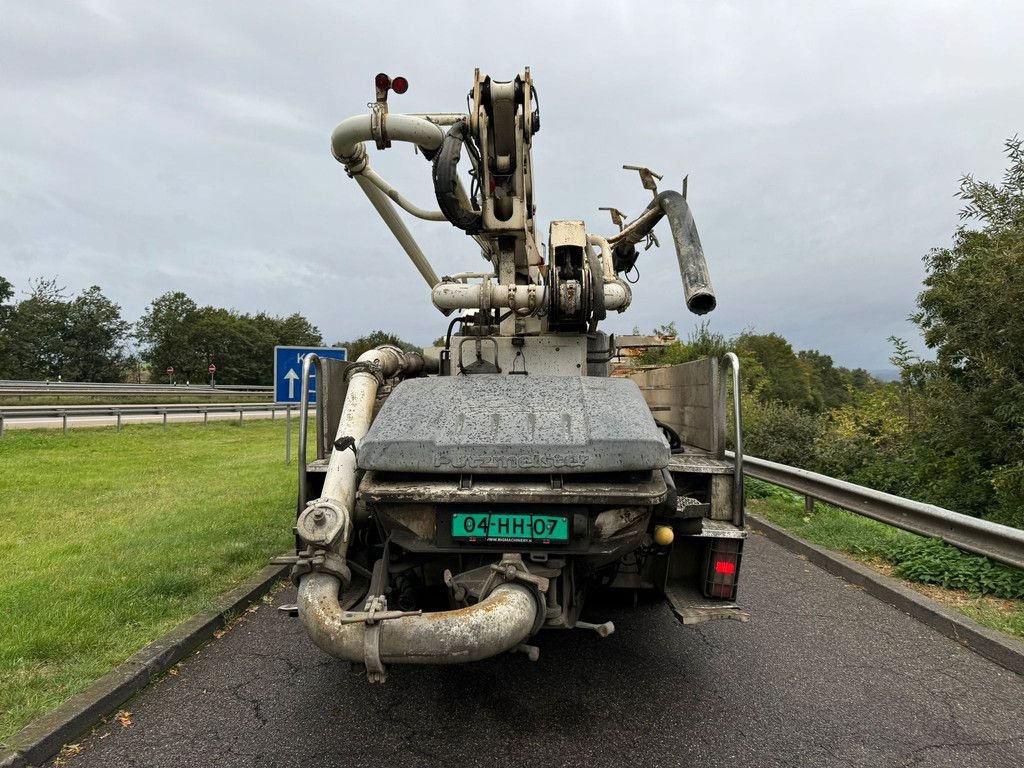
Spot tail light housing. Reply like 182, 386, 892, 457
702, 538, 743, 600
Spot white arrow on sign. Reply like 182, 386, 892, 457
284, 368, 299, 399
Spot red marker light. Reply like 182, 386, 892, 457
714, 559, 737, 576
391, 76, 409, 94
375, 72, 391, 91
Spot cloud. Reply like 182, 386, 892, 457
2, 0, 1023, 368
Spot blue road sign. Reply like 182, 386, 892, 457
273, 346, 348, 403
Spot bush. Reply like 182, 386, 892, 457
741, 396, 823, 468
884, 538, 1024, 599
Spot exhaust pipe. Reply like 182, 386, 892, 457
299, 574, 538, 672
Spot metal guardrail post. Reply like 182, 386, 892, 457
203, 409, 209, 427
62, 411, 68, 435
805, 495, 814, 515
115, 409, 121, 433
285, 404, 292, 464
0, 414, 5, 438
238, 409, 244, 426
271, 407, 276, 421
722, 353, 744, 526
162, 410, 167, 428
298, 353, 322, 507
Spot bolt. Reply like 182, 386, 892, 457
504, 565, 518, 580
312, 508, 326, 525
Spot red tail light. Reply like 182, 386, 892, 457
375, 73, 391, 91
703, 538, 743, 600
714, 559, 736, 575
391, 76, 409, 94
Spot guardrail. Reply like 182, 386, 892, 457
1, 403, 289, 434
731, 452, 1024, 571
0, 380, 273, 398
0, 403, 315, 464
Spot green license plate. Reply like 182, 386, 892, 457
451, 512, 569, 543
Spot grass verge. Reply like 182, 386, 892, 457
0, 420, 309, 744
747, 479, 1024, 642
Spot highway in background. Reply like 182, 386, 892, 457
50, 533, 1024, 768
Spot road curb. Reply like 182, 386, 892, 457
747, 513, 1024, 677
0, 563, 289, 768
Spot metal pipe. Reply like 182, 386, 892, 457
299, 346, 423, 566
723, 352, 744, 526
298, 353, 322, 508
659, 191, 716, 315
298, 574, 537, 666
331, 113, 446, 165
353, 174, 440, 287
604, 191, 716, 316
431, 280, 631, 313
588, 234, 615, 280
361, 167, 446, 221
406, 112, 469, 126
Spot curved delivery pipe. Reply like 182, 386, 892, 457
299, 574, 538, 666
608, 190, 716, 315
295, 345, 541, 677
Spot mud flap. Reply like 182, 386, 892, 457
664, 583, 749, 625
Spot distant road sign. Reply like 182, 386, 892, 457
208, 364, 216, 373
273, 346, 348, 403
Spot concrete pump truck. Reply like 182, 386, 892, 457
279, 70, 748, 682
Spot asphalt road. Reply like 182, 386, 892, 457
51, 534, 1024, 768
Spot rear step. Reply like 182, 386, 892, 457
664, 583, 750, 625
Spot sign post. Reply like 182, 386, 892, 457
208, 363, 217, 387
273, 346, 348, 404
166, 366, 174, 385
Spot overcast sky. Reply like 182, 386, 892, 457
3, 1, 1023, 370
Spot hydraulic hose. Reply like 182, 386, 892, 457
432, 121, 482, 233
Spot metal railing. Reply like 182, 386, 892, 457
0, 379, 272, 398
1, 403, 287, 434
731, 452, 1024, 570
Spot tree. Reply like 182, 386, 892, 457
135, 292, 324, 384
899, 137, 1024, 525
63, 286, 131, 381
637, 320, 731, 367
3, 278, 72, 379
335, 330, 421, 361
0, 276, 14, 377
136, 292, 201, 380
736, 332, 818, 411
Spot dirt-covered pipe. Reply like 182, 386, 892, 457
609, 190, 716, 315
297, 346, 422, 571
298, 574, 538, 665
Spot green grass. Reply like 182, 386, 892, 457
747, 479, 1024, 641
0, 420, 311, 744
